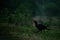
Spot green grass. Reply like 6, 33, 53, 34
17, 26, 60, 40
0, 23, 60, 40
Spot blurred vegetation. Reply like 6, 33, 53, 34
0, 0, 60, 40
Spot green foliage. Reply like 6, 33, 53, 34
0, 0, 60, 40
44, 2, 60, 16
15, 4, 32, 26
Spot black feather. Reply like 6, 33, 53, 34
33, 20, 50, 32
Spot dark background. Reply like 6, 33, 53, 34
0, 0, 60, 40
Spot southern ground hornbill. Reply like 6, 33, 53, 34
33, 20, 50, 32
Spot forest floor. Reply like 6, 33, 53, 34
0, 23, 60, 40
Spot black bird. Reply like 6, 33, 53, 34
33, 20, 50, 32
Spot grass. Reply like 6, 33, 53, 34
0, 16, 60, 40
0, 22, 60, 40
15, 26, 60, 40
